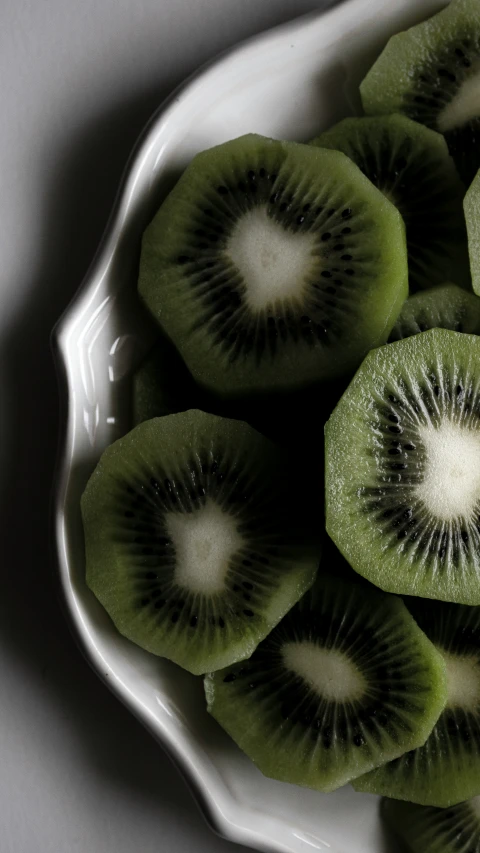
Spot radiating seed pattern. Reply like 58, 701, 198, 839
358, 363, 480, 575
217, 580, 433, 767
322, 122, 464, 289
175, 164, 372, 366
357, 601, 480, 804
398, 35, 480, 183
114, 443, 303, 637
385, 798, 480, 853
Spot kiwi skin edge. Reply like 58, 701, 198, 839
326, 328, 480, 605
82, 409, 322, 675
205, 571, 447, 793
139, 133, 408, 398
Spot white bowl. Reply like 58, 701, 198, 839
53, 1, 445, 850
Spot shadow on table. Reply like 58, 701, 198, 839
0, 81, 213, 833
0, 2, 347, 849
0, 81, 250, 853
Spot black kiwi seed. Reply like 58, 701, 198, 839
206, 571, 445, 792
137, 135, 410, 394
354, 597, 480, 808
328, 331, 480, 604
383, 796, 480, 853
312, 115, 468, 290
359, 4, 480, 184
84, 410, 321, 676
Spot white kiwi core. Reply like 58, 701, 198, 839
225, 205, 318, 312
282, 641, 367, 702
167, 498, 243, 594
437, 63, 480, 133
443, 651, 480, 711
415, 422, 480, 521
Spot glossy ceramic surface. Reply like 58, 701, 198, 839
53, 1, 445, 850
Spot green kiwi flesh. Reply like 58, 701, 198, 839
133, 336, 200, 424
311, 115, 468, 291
82, 410, 321, 675
382, 796, 480, 853
205, 571, 446, 792
464, 169, 480, 297
360, 0, 480, 185
325, 328, 480, 604
354, 598, 480, 806
138, 134, 408, 398
389, 283, 480, 342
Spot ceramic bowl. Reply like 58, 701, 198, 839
53, 1, 444, 850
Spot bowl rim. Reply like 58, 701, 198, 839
50, 1, 394, 850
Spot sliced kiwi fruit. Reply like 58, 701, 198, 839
138, 133, 408, 398
133, 335, 201, 425
388, 283, 480, 342
204, 571, 446, 792
354, 598, 480, 806
311, 115, 468, 291
325, 328, 480, 605
82, 409, 321, 675
464, 169, 480, 297
360, 0, 480, 185
382, 795, 480, 853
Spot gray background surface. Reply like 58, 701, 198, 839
0, 1, 331, 851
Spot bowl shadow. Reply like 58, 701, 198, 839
0, 78, 256, 849
0, 0, 372, 847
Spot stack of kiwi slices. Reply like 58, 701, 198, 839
82, 410, 321, 675
138, 133, 408, 398
81, 0, 480, 849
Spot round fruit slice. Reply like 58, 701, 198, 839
311, 115, 468, 291
388, 283, 480, 342
205, 571, 446, 792
133, 336, 201, 424
325, 328, 480, 604
464, 169, 480, 297
82, 410, 321, 675
354, 598, 480, 806
360, 0, 480, 185
138, 134, 407, 398
382, 796, 480, 853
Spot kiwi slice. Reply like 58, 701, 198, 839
389, 283, 480, 342
204, 571, 446, 792
464, 169, 480, 297
325, 328, 480, 605
82, 409, 321, 675
354, 598, 480, 806
360, 0, 480, 185
138, 133, 407, 398
311, 115, 468, 291
133, 336, 201, 424
383, 796, 480, 853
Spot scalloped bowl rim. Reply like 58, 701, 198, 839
52, 1, 446, 851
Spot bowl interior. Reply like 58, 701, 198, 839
55, 1, 445, 851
